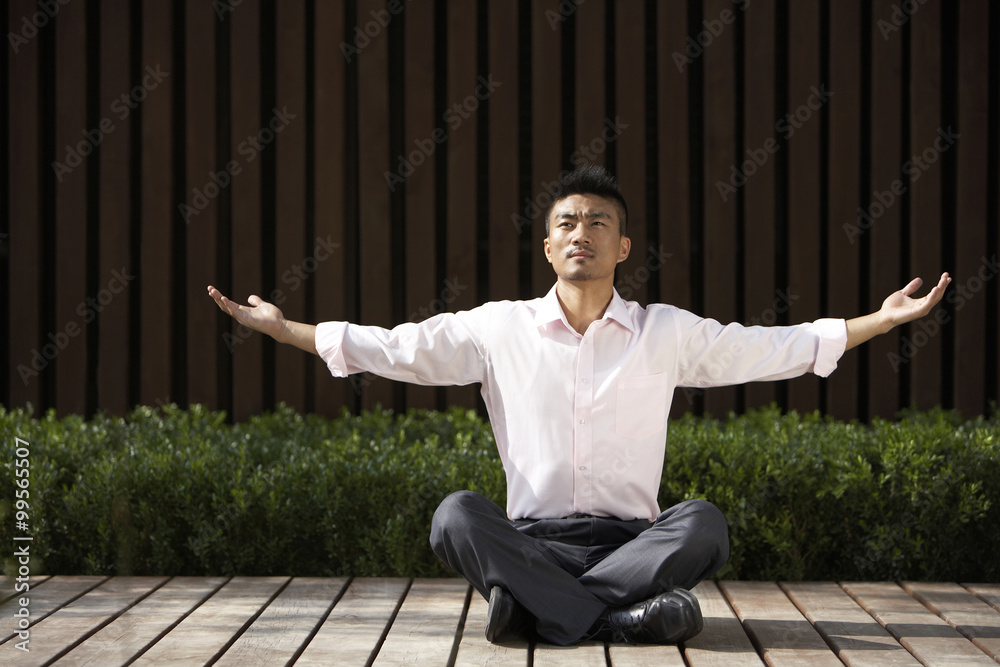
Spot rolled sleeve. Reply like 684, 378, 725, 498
808, 317, 848, 377
316, 321, 350, 378
313, 308, 489, 386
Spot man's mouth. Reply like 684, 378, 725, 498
569, 250, 593, 259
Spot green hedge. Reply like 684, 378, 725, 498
1, 403, 997, 581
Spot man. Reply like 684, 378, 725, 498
208, 165, 950, 646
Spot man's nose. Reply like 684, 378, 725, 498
571, 227, 591, 244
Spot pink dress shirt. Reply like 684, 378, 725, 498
316, 285, 848, 521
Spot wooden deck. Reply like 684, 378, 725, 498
1, 577, 999, 665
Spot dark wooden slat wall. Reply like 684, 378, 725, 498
230, 0, 265, 418
313, 0, 348, 415
7, 0, 43, 412
444, 0, 478, 411
139, 0, 174, 408
741, 0, 778, 414
185, 0, 219, 409
530, 0, 561, 299
908, 0, 943, 412
826, 0, 863, 421
785, 0, 823, 414
98, 0, 132, 416
658, 0, 693, 420
868, 0, 904, 420
274, 0, 309, 414
3, 0, 998, 424
955, 0, 990, 418
401, 0, 437, 411
702, 0, 739, 416
54, 0, 89, 417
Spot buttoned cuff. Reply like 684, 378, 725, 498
810, 318, 848, 377
315, 321, 350, 378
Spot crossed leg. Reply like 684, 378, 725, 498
429, 490, 729, 645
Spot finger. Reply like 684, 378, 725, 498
923, 273, 952, 305
247, 294, 263, 307
208, 288, 232, 314
900, 276, 923, 297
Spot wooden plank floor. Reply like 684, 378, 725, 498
1, 578, 998, 665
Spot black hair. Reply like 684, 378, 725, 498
543, 164, 629, 236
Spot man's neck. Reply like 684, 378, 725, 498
554, 279, 615, 335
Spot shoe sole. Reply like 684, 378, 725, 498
485, 586, 514, 643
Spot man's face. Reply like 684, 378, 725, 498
544, 194, 631, 284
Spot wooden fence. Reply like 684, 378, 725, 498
3, 0, 998, 423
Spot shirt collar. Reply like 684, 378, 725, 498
533, 284, 637, 334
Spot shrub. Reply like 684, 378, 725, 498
1, 403, 997, 581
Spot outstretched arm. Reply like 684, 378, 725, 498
207, 285, 317, 355
844, 272, 951, 350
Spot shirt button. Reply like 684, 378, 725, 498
579, 419, 585, 425
579, 466, 587, 471
581, 377, 589, 384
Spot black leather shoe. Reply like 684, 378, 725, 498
485, 586, 529, 643
594, 588, 703, 644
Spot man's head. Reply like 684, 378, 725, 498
543, 167, 632, 285
543, 165, 629, 237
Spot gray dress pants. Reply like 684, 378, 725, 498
429, 490, 730, 645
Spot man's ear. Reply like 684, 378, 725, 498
617, 235, 631, 263
544, 237, 552, 263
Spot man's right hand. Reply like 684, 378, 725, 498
208, 285, 287, 339
207, 285, 318, 355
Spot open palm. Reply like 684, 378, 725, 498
878, 273, 951, 329
207, 286, 286, 341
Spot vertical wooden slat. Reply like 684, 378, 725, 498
613, 0, 647, 306
995, 2, 1000, 418
954, 0, 990, 418
825, 0, 862, 420
867, 0, 903, 420
658, 0, 692, 419
907, 0, 943, 411
97, 0, 132, 416
741, 0, 777, 413
229, 0, 263, 421
140, 0, 174, 408
487, 0, 521, 304
7, 0, 43, 410
312, 0, 347, 418
184, 0, 218, 410
274, 0, 307, 413
402, 0, 439, 410
657, 0, 690, 313
54, 0, 89, 416
574, 0, 605, 167
786, 0, 823, 413
444, 0, 479, 409
701, 0, 739, 415
531, 0, 562, 298
356, 0, 393, 411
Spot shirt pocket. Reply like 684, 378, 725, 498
615, 373, 669, 440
